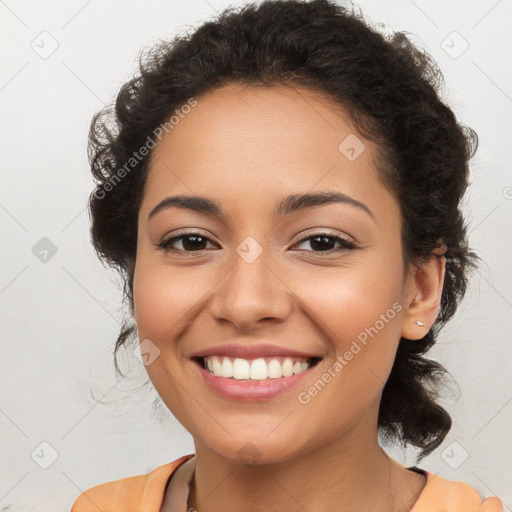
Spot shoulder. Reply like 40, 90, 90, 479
70, 454, 194, 512
412, 470, 503, 512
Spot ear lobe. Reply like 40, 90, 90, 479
401, 255, 446, 340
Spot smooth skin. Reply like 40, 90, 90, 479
133, 82, 446, 512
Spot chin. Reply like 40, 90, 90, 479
194, 430, 305, 466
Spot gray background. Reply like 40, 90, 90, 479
0, 0, 511, 510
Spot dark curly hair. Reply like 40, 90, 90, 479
87, 0, 479, 461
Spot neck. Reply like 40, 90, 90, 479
187, 407, 426, 512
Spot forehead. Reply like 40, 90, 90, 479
141, 83, 398, 225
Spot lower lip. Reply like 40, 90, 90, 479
195, 361, 316, 402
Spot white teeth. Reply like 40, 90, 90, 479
232, 358, 250, 380
212, 357, 222, 376
249, 358, 268, 380
282, 358, 294, 377
267, 359, 282, 378
203, 355, 314, 380
221, 358, 233, 378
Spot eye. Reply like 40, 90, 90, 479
155, 231, 357, 254
156, 232, 217, 253
292, 232, 358, 253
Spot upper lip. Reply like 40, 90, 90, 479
190, 343, 323, 360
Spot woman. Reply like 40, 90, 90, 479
71, 0, 503, 510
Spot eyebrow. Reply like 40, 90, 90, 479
148, 191, 376, 223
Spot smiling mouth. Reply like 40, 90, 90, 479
192, 355, 322, 381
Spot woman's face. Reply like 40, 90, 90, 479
133, 83, 425, 463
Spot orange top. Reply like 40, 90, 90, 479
70, 454, 503, 512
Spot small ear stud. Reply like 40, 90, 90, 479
415, 320, 425, 327
414, 295, 420, 302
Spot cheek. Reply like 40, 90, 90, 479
131, 258, 209, 418
286, 257, 404, 407
287, 256, 403, 348
133, 259, 207, 345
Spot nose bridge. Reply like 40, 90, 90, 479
211, 234, 290, 326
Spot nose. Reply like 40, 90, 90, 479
208, 241, 292, 330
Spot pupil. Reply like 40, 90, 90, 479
310, 236, 334, 251
184, 235, 206, 251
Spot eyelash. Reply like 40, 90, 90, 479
155, 231, 358, 254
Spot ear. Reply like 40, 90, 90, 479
401, 248, 446, 340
